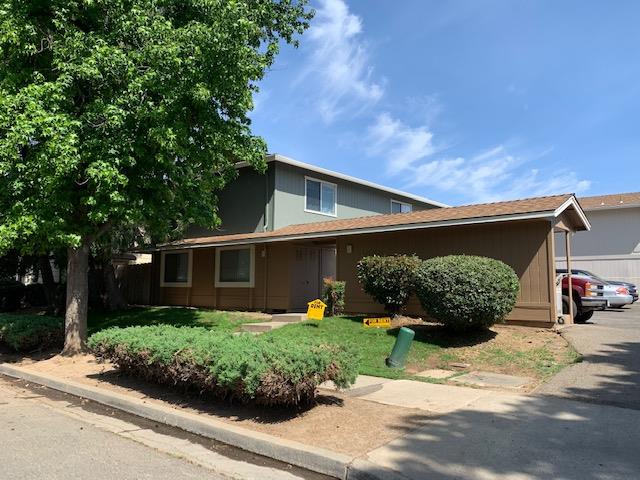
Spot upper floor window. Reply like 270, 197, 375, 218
391, 200, 412, 214
160, 250, 192, 287
305, 177, 337, 216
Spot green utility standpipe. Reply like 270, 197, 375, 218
386, 327, 415, 368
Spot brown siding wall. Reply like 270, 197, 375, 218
336, 220, 556, 326
156, 243, 290, 311
152, 219, 556, 327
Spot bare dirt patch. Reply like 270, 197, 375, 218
5, 353, 429, 456
404, 324, 579, 389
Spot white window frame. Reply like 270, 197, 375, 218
304, 176, 337, 217
160, 250, 193, 287
215, 245, 255, 288
391, 199, 412, 214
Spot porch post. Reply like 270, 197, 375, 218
565, 231, 573, 323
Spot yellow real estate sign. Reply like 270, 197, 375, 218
363, 317, 391, 329
306, 299, 327, 320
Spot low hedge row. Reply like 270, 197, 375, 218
0, 313, 64, 352
89, 325, 359, 406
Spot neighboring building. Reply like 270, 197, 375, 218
151, 193, 589, 327
186, 153, 446, 238
556, 192, 640, 285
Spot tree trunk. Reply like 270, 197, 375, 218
62, 243, 90, 355
103, 260, 127, 311
38, 255, 57, 314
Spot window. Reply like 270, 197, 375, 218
160, 251, 192, 287
305, 177, 337, 216
391, 200, 412, 214
215, 246, 255, 288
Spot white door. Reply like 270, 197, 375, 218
290, 247, 320, 311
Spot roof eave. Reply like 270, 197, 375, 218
159, 209, 559, 251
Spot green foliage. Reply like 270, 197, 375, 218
322, 278, 345, 316
89, 325, 359, 406
414, 255, 520, 331
356, 255, 422, 315
0, 313, 63, 351
0, 1, 313, 254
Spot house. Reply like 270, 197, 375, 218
186, 153, 446, 238
147, 153, 590, 327
556, 192, 640, 285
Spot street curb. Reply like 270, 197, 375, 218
0, 363, 408, 480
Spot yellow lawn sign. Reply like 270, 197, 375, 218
306, 299, 327, 320
363, 317, 391, 328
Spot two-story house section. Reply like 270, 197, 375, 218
164, 154, 446, 311
187, 153, 446, 238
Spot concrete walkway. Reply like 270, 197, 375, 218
538, 303, 640, 409
323, 359, 640, 479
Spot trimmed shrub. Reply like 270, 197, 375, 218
89, 325, 359, 406
356, 255, 422, 315
414, 255, 520, 331
322, 278, 345, 316
0, 314, 64, 351
0, 280, 25, 312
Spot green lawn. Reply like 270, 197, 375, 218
88, 307, 261, 335
264, 316, 442, 380
83, 308, 578, 382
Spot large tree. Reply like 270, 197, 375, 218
0, 0, 312, 354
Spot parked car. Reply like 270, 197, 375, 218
562, 269, 637, 303
558, 274, 607, 323
557, 269, 635, 308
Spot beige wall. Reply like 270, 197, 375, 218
336, 220, 557, 326
555, 206, 640, 284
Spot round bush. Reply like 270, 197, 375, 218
356, 254, 422, 315
414, 255, 520, 331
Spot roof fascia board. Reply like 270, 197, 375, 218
554, 196, 591, 231
237, 154, 449, 208
583, 204, 640, 212
159, 210, 556, 251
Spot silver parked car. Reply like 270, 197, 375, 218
557, 269, 635, 308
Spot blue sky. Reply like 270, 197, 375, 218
250, 0, 640, 206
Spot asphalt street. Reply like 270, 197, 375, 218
538, 302, 640, 409
0, 376, 313, 480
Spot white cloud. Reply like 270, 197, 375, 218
303, 0, 384, 122
404, 144, 591, 203
367, 113, 436, 172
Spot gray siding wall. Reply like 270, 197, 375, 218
556, 207, 640, 257
272, 162, 436, 230
185, 164, 274, 237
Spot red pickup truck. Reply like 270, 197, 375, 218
561, 275, 607, 323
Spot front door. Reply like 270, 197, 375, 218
290, 247, 320, 311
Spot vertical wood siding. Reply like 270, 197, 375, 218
336, 220, 556, 326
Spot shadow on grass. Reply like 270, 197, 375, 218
340, 315, 496, 348
88, 307, 202, 333
86, 369, 344, 424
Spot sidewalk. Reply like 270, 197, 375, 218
4, 360, 640, 480
323, 376, 640, 480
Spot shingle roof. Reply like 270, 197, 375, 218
163, 193, 583, 249
579, 192, 640, 210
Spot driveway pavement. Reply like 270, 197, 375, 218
538, 303, 640, 409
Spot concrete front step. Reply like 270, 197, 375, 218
241, 321, 292, 333
270, 313, 308, 323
